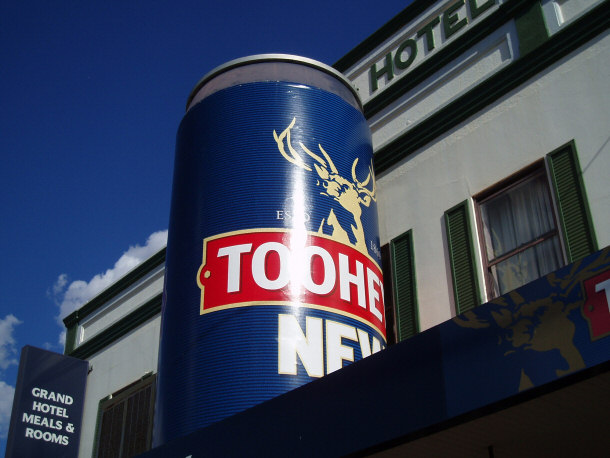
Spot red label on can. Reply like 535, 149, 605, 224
197, 229, 386, 339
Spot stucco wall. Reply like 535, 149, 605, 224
376, 31, 609, 330
77, 316, 161, 457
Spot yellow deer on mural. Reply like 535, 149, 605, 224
453, 250, 610, 391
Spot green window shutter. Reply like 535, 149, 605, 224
390, 230, 418, 341
64, 324, 78, 355
547, 142, 598, 262
445, 201, 481, 314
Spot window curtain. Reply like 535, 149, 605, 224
481, 174, 563, 296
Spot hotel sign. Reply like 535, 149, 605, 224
369, 0, 498, 93
5, 346, 88, 458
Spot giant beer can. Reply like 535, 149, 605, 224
154, 55, 385, 445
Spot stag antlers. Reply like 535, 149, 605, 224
273, 117, 376, 203
273, 117, 376, 253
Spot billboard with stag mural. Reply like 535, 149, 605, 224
443, 246, 610, 415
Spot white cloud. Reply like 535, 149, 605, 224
0, 315, 22, 371
0, 381, 15, 439
52, 230, 168, 325
0, 315, 20, 440
52, 273, 68, 296
58, 330, 66, 348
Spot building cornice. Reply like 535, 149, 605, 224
372, 0, 609, 174
358, 0, 532, 119
63, 247, 166, 327
67, 293, 162, 360
334, 0, 432, 72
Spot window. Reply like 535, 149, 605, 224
446, 142, 596, 309
476, 164, 565, 299
95, 374, 156, 458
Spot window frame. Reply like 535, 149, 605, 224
474, 160, 566, 300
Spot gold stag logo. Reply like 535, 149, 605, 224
454, 248, 610, 391
273, 118, 376, 255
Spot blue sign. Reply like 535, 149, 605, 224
5, 346, 88, 458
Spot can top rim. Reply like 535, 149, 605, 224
185, 54, 362, 112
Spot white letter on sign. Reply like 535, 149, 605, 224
595, 279, 610, 313
326, 319, 358, 374
357, 328, 382, 358
339, 253, 366, 308
367, 267, 383, 322
302, 246, 336, 295
252, 242, 290, 290
278, 314, 324, 378
217, 244, 252, 292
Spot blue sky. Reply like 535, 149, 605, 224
0, 0, 413, 448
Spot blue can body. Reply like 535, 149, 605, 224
154, 59, 384, 445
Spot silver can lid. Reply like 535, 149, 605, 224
186, 54, 362, 112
